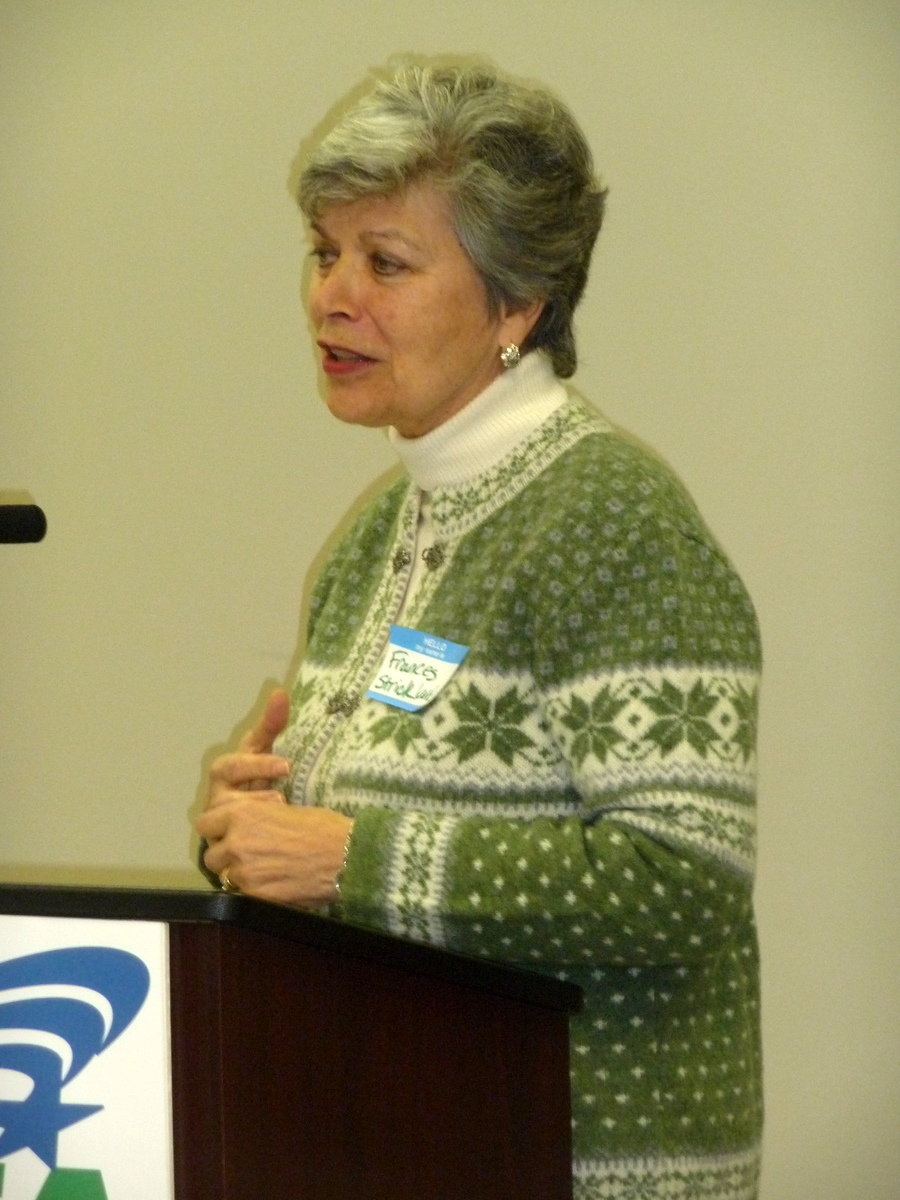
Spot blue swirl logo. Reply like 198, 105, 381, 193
0, 947, 150, 1171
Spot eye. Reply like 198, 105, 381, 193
370, 252, 405, 276
310, 245, 337, 270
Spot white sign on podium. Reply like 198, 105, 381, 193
0, 915, 173, 1200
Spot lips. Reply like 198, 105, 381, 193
318, 342, 377, 376
319, 341, 375, 361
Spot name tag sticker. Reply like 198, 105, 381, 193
366, 626, 469, 712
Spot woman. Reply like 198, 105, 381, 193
198, 60, 763, 1200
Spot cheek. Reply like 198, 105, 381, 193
395, 296, 460, 359
372, 294, 406, 337
439, 278, 496, 347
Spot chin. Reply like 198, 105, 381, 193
324, 389, 391, 430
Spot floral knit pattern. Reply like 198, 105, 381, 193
276, 398, 763, 1199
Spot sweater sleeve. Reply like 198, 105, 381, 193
334, 504, 761, 971
339, 805, 755, 969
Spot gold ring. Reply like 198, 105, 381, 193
219, 866, 240, 894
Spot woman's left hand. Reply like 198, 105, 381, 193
198, 787, 353, 908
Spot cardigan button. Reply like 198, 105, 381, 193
422, 543, 446, 570
326, 690, 360, 716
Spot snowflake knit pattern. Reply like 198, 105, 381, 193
277, 395, 763, 1200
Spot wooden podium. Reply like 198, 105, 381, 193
0, 885, 580, 1200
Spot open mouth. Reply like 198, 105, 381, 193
319, 343, 378, 377
321, 343, 375, 364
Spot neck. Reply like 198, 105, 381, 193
389, 352, 567, 491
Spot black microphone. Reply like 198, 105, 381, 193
0, 505, 47, 543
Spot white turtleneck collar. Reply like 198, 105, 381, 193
387, 351, 567, 492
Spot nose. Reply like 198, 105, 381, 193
309, 253, 362, 324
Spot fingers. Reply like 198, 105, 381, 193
240, 688, 291, 755
208, 750, 291, 791
198, 794, 282, 846
199, 803, 353, 908
206, 750, 290, 813
205, 690, 292, 814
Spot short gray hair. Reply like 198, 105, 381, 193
294, 59, 607, 378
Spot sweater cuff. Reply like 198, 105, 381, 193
333, 805, 402, 927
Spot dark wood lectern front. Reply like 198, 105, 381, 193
0, 885, 580, 1200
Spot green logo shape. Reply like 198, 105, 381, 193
36, 1169, 109, 1199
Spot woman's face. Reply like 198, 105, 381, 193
308, 184, 534, 438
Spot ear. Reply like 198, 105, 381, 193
498, 297, 545, 351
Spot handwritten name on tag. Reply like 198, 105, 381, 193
367, 626, 469, 712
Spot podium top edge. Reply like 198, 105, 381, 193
0, 883, 582, 1014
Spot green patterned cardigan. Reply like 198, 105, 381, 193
276, 396, 763, 1200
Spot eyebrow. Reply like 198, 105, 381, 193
311, 222, 425, 253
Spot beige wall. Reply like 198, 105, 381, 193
1, 2, 898, 1195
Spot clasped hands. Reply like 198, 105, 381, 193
197, 688, 352, 907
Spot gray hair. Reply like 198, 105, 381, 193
294, 59, 607, 378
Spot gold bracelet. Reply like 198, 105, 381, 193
333, 823, 354, 898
